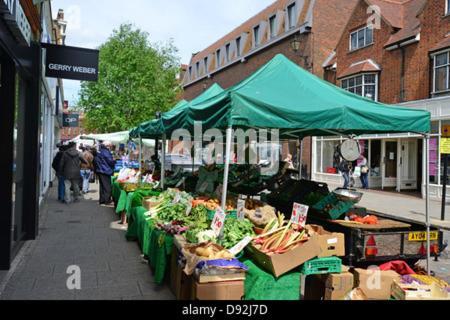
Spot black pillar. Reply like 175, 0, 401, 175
0, 54, 16, 269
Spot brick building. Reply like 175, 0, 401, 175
316, 0, 450, 199
182, 0, 359, 177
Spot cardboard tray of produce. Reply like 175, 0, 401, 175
331, 219, 411, 230
246, 237, 320, 278
392, 281, 450, 300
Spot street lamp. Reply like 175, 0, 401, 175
290, 34, 301, 52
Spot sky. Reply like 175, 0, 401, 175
51, 0, 275, 106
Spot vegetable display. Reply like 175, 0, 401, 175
219, 218, 255, 249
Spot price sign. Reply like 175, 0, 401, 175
173, 193, 181, 204
211, 207, 226, 237
229, 236, 253, 256
237, 199, 245, 220
291, 203, 309, 228
185, 202, 192, 216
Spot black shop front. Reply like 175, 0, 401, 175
0, 13, 40, 270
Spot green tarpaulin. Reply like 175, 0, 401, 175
130, 84, 224, 139
141, 54, 430, 138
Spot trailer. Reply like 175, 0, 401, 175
265, 179, 445, 268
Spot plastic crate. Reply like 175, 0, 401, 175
207, 209, 238, 221
301, 257, 342, 276
312, 193, 354, 220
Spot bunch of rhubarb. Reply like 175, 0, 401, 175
252, 219, 310, 255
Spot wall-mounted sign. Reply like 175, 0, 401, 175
63, 113, 79, 128
42, 43, 99, 81
1, 0, 32, 46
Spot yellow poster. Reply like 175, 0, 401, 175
440, 138, 450, 154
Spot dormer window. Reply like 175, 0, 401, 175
216, 49, 221, 68
254, 25, 260, 47
287, 2, 297, 29
350, 26, 373, 51
196, 61, 200, 75
269, 15, 277, 38
225, 43, 231, 62
236, 37, 241, 57
204, 57, 208, 73
189, 66, 192, 78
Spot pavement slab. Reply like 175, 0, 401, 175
0, 184, 174, 300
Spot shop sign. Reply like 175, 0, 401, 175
42, 43, 99, 81
1, 0, 32, 46
63, 113, 79, 128
440, 138, 450, 155
443, 125, 450, 138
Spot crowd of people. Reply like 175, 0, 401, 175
52, 141, 116, 206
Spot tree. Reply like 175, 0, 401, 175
78, 23, 181, 133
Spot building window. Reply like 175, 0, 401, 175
236, 37, 241, 57
350, 26, 373, 51
189, 66, 192, 78
196, 61, 200, 75
341, 74, 378, 101
253, 25, 260, 47
269, 15, 277, 38
433, 51, 450, 93
225, 43, 231, 62
204, 57, 208, 73
216, 49, 221, 68
446, 0, 450, 15
287, 3, 297, 29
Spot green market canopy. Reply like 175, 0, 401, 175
81, 131, 155, 147
173, 54, 430, 138
130, 83, 225, 139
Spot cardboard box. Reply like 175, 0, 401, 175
142, 197, 162, 211
307, 225, 345, 258
195, 272, 246, 284
169, 241, 193, 300
353, 268, 400, 300
392, 281, 450, 300
324, 271, 354, 300
193, 280, 244, 300
304, 267, 354, 301
246, 237, 320, 278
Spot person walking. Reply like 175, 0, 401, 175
52, 143, 67, 202
359, 156, 370, 190
59, 142, 87, 204
80, 146, 94, 194
339, 159, 352, 189
94, 142, 116, 205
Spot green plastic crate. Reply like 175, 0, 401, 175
312, 193, 354, 220
301, 257, 342, 276
207, 209, 237, 220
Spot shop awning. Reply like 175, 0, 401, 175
180, 54, 430, 138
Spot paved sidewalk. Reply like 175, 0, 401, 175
0, 184, 174, 300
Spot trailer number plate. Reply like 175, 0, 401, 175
408, 231, 438, 242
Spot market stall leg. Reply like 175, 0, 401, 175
425, 134, 431, 276
221, 127, 233, 210
161, 133, 166, 190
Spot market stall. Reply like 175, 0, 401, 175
120, 54, 448, 300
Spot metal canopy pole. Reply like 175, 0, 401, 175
161, 134, 166, 190
221, 127, 233, 210
425, 134, 431, 276
139, 135, 143, 183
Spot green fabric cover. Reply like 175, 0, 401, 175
138, 54, 430, 139
130, 84, 224, 139
242, 259, 301, 301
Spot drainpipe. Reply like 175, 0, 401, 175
400, 46, 406, 102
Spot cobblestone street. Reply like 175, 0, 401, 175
0, 185, 174, 300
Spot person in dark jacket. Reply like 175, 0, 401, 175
94, 142, 116, 205
52, 143, 67, 202
59, 142, 87, 204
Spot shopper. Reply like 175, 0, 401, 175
94, 142, 116, 205
59, 142, 87, 204
359, 156, 369, 190
52, 143, 67, 202
339, 159, 352, 189
80, 146, 94, 194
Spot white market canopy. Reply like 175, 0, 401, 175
81, 131, 155, 147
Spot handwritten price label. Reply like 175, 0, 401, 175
211, 207, 226, 237
237, 199, 245, 220
229, 236, 253, 256
291, 203, 309, 228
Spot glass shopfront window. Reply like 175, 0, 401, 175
315, 137, 342, 174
